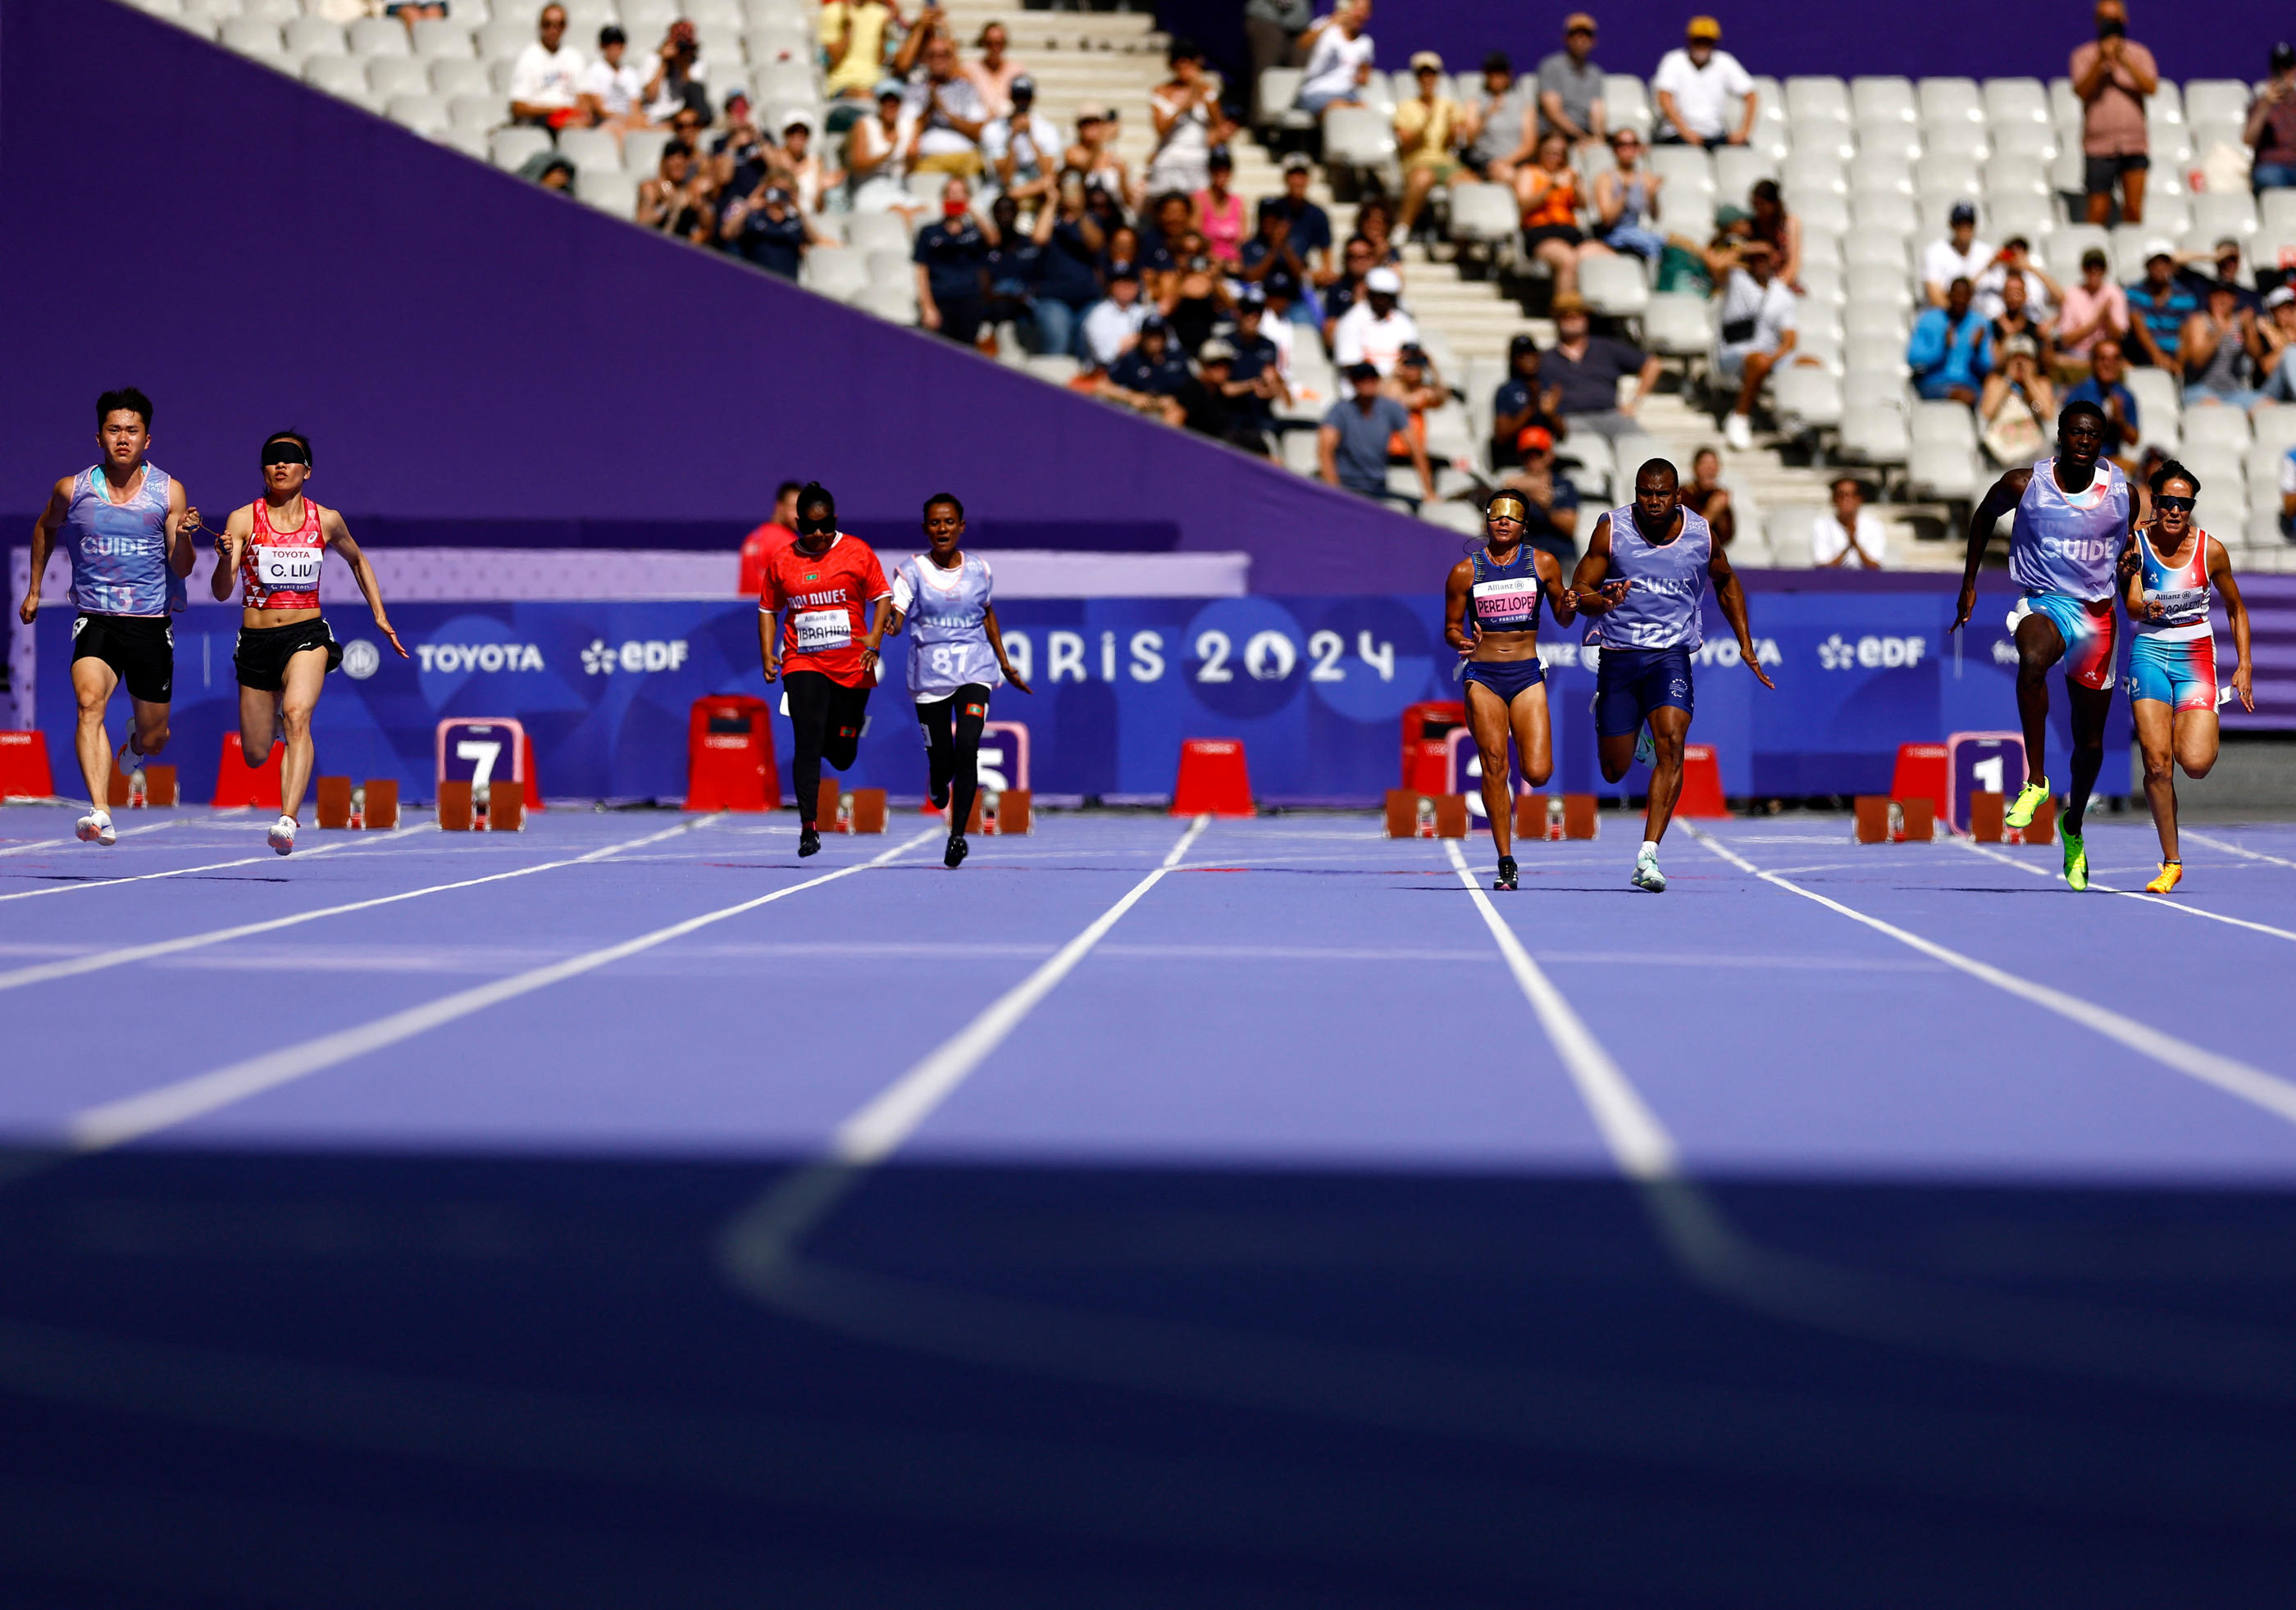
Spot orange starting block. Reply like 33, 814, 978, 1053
212, 733, 282, 809
1173, 739, 1254, 817
107, 762, 177, 808
1969, 790, 2005, 843
817, 780, 887, 833
1383, 789, 1469, 838
2010, 794, 2057, 845
965, 789, 1032, 835
1856, 795, 1937, 843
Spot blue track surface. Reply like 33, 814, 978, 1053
2, 803, 2293, 1604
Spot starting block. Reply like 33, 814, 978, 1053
2009, 794, 2057, 845
1854, 796, 1891, 844
438, 779, 476, 830
1515, 793, 1566, 841
1562, 794, 1597, 839
0, 731, 55, 799
1897, 796, 1935, 843
963, 789, 1032, 835
1383, 789, 1469, 838
1173, 739, 1255, 817
817, 780, 887, 833
362, 780, 399, 830
489, 780, 525, 831
212, 733, 283, 809
1969, 790, 2005, 843
1856, 795, 1938, 844
316, 775, 353, 828
108, 763, 178, 808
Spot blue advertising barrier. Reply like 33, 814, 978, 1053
31, 586, 2129, 804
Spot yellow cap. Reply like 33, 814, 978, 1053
1687, 16, 1722, 39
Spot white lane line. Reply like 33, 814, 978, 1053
1952, 837, 2296, 945
0, 820, 184, 857
0, 817, 721, 993
0, 825, 426, 903
1440, 839, 1678, 1178
62, 830, 938, 1153
1688, 825, 2296, 1127
831, 816, 1210, 1165
2184, 830, 2296, 871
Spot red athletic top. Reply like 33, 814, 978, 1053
737, 520, 795, 598
759, 533, 890, 687
240, 497, 326, 609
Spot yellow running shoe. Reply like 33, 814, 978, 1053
2144, 860, 2183, 894
2062, 830, 2089, 892
2005, 778, 2051, 830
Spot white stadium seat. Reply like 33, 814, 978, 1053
347, 16, 409, 55
1640, 292, 1712, 358
449, 94, 503, 138
410, 19, 473, 57
1322, 106, 1397, 174
303, 53, 372, 103
1850, 76, 1916, 128
622, 129, 673, 177
1770, 365, 1843, 433
802, 251, 870, 302
1838, 405, 1912, 466
578, 169, 640, 220
283, 16, 345, 56
489, 126, 553, 170
386, 93, 452, 139
556, 126, 623, 174
430, 57, 492, 96
367, 55, 431, 98
1579, 254, 1648, 319
1446, 183, 1517, 245
217, 17, 280, 54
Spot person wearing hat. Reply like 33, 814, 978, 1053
1269, 152, 1337, 294
2125, 244, 2198, 375
1536, 14, 1606, 147
1393, 51, 1465, 239
1651, 16, 1752, 148
1149, 38, 1236, 196
2053, 248, 2130, 382
723, 176, 838, 280
1712, 236, 1799, 448
1174, 339, 1275, 455
2248, 42, 2296, 192
577, 25, 647, 131
1063, 102, 1141, 216
983, 75, 1059, 212
1907, 275, 1992, 406
2257, 285, 2296, 402
1920, 201, 1993, 309
1331, 265, 1418, 376
1296, 0, 1375, 116
843, 80, 920, 221
1546, 290, 1661, 440
772, 111, 834, 215
1321, 361, 1433, 505
1100, 316, 1192, 425
2178, 280, 2267, 411
2070, 0, 2157, 226
1460, 52, 1536, 187
1223, 289, 1293, 421
1979, 334, 2057, 466
1491, 333, 1561, 470
820, 0, 894, 101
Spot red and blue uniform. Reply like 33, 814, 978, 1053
2125, 527, 2218, 712
2007, 456, 2130, 691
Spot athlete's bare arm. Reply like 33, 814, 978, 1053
2122, 545, 2157, 621
321, 508, 408, 659
982, 603, 1032, 694
1442, 557, 1476, 654
1567, 514, 1631, 616
758, 605, 783, 681
1706, 538, 1775, 689
16, 477, 73, 625
859, 596, 889, 680
1953, 466, 2034, 631
210, 506, 253, 603
164, 481, 196, 580
2209, 534, 2254, 713
1535, 548, 1578, 625
2116, 482, 2144, 586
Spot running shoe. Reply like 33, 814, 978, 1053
75, 810, 116, 847
945, 833, 969, 869
267, 815, 297, 857
114, 739, 144, 780
1633, 725, 1655, 768
2004, 778, 2050, 830
1630, 845, 1666, 893
1494, 854, 1518, 891
2061, 829, 2089, 892
2144, 860, 2183, 894
1724, 411, 1752, 451
798, 824, 822, 858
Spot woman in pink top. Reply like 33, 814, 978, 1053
2052, 247, 2130, 382
1191, 147, 1245, 266
963, 21, 1024, 119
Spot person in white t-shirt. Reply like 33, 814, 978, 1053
1331, 266, 1419, 375
1921, 202, 1993, 307
508, 4, 587, 126
1296, 0, 1375, 116
577, 25, 648, 130
1651, 16, 1753, 146
1712, 239, 1798, 448
1082, 268, 1152, 370
982, 75, 1060, 211
1811, 475, 1887, 568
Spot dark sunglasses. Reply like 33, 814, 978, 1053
2153, 495, 2195, 512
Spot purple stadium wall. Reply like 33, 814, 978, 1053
0, 0, 1438, 594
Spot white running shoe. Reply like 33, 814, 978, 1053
115, 739, 144, 780
267, 815, 298, 857
1631, 844, 1667, 893
76, 810, 116, 847
1724, 411, 1752, 451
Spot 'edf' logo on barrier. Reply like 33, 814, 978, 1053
1817, 633, 1926, 671
581, 638, 690, 675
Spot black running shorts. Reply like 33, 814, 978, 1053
70, 613, 174, 704
234, 616, 342, 693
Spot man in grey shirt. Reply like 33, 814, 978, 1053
1536, 12, 1606, 146
1245, 0, 1313, 85
1461, 51, 1534, 185
1321, 362, 1434, 504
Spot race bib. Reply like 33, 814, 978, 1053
1472, 576, 1539, 630
259, 547, 321, 590
793, 607, 851, 654
2147, 587, 2207, 625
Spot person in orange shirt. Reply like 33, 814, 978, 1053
737, 480, 802, 598
1516, 130, 1607, 300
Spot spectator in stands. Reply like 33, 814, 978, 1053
1226, 287, 1292, 387
1394, 52, 1465, 239
1100, 223, 1144, 282
1270, 152, 1337, 293
1974, 237, 2061, 325
1383, 342, 1446, 441
1320, 234, 1376, 345
903, 33, 989, 180
1680, 446, 1736, 547
1592, 129, 1665, 262
2181, 281, 2268, 410
1101, 316, 1193, 423
2071, 0, 2157, 226
1142, 191, 1194, 290
2175, 239, 2262, 316
780, 115, 837, 216
508, 5, 586, 128
846, 82, 921, 221
1651, 16, 1752, 148
1161, 231, 1233, 356
713, 95, 768, 193
1321, 361, 1433, 504
1490, 333, 1561, 470
1461, 52, 1536, 188
2259, 286, 2296, 402
1908, 275, 1992, 406
1332, 267, 1417, 375
1979, 336, 2056, 464
1745, 180, 1801, 292
1920, 202, 1991, 309
1498, 429, 1582, 562
2283, 443, 2296, 539
1354, 195, 1403, 269
1240, 201, 1314, 332
1082, 266, 1150, 371
638, 140, 715, 243
390, 0, 447, 35
1713, 238, 1798, 449
1246, 0, 1314, 84
1028, 171, 1106, 357
984, 75, 1059, 215
723, 183, 834, 280
982, 193, 1051, 352
1537, 14, 1606, 148
1191, 148, 1246, 266
2126, 246, 2197, 374
1148, 40, 1235, 196
1066, 104, 1141, 217
914, 176, 991, 343
964, 22, 1025, 120
2063, 339, 2140, 461
1517, 131, 1607, 299
1988, 272, 2053, 359
641, 20, 711, 124
579, 25, 648, 133
2053, 248, 2128, 381
1546, 292, 1660, 439
1178, 339, 1279, 454
2248, 43, 2296, 192
821, 0, 895, 102
1811, 476, 1885, 568
1296, 0, 1375, 116
739, 482, 803, 597
517, 149, 576, 191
